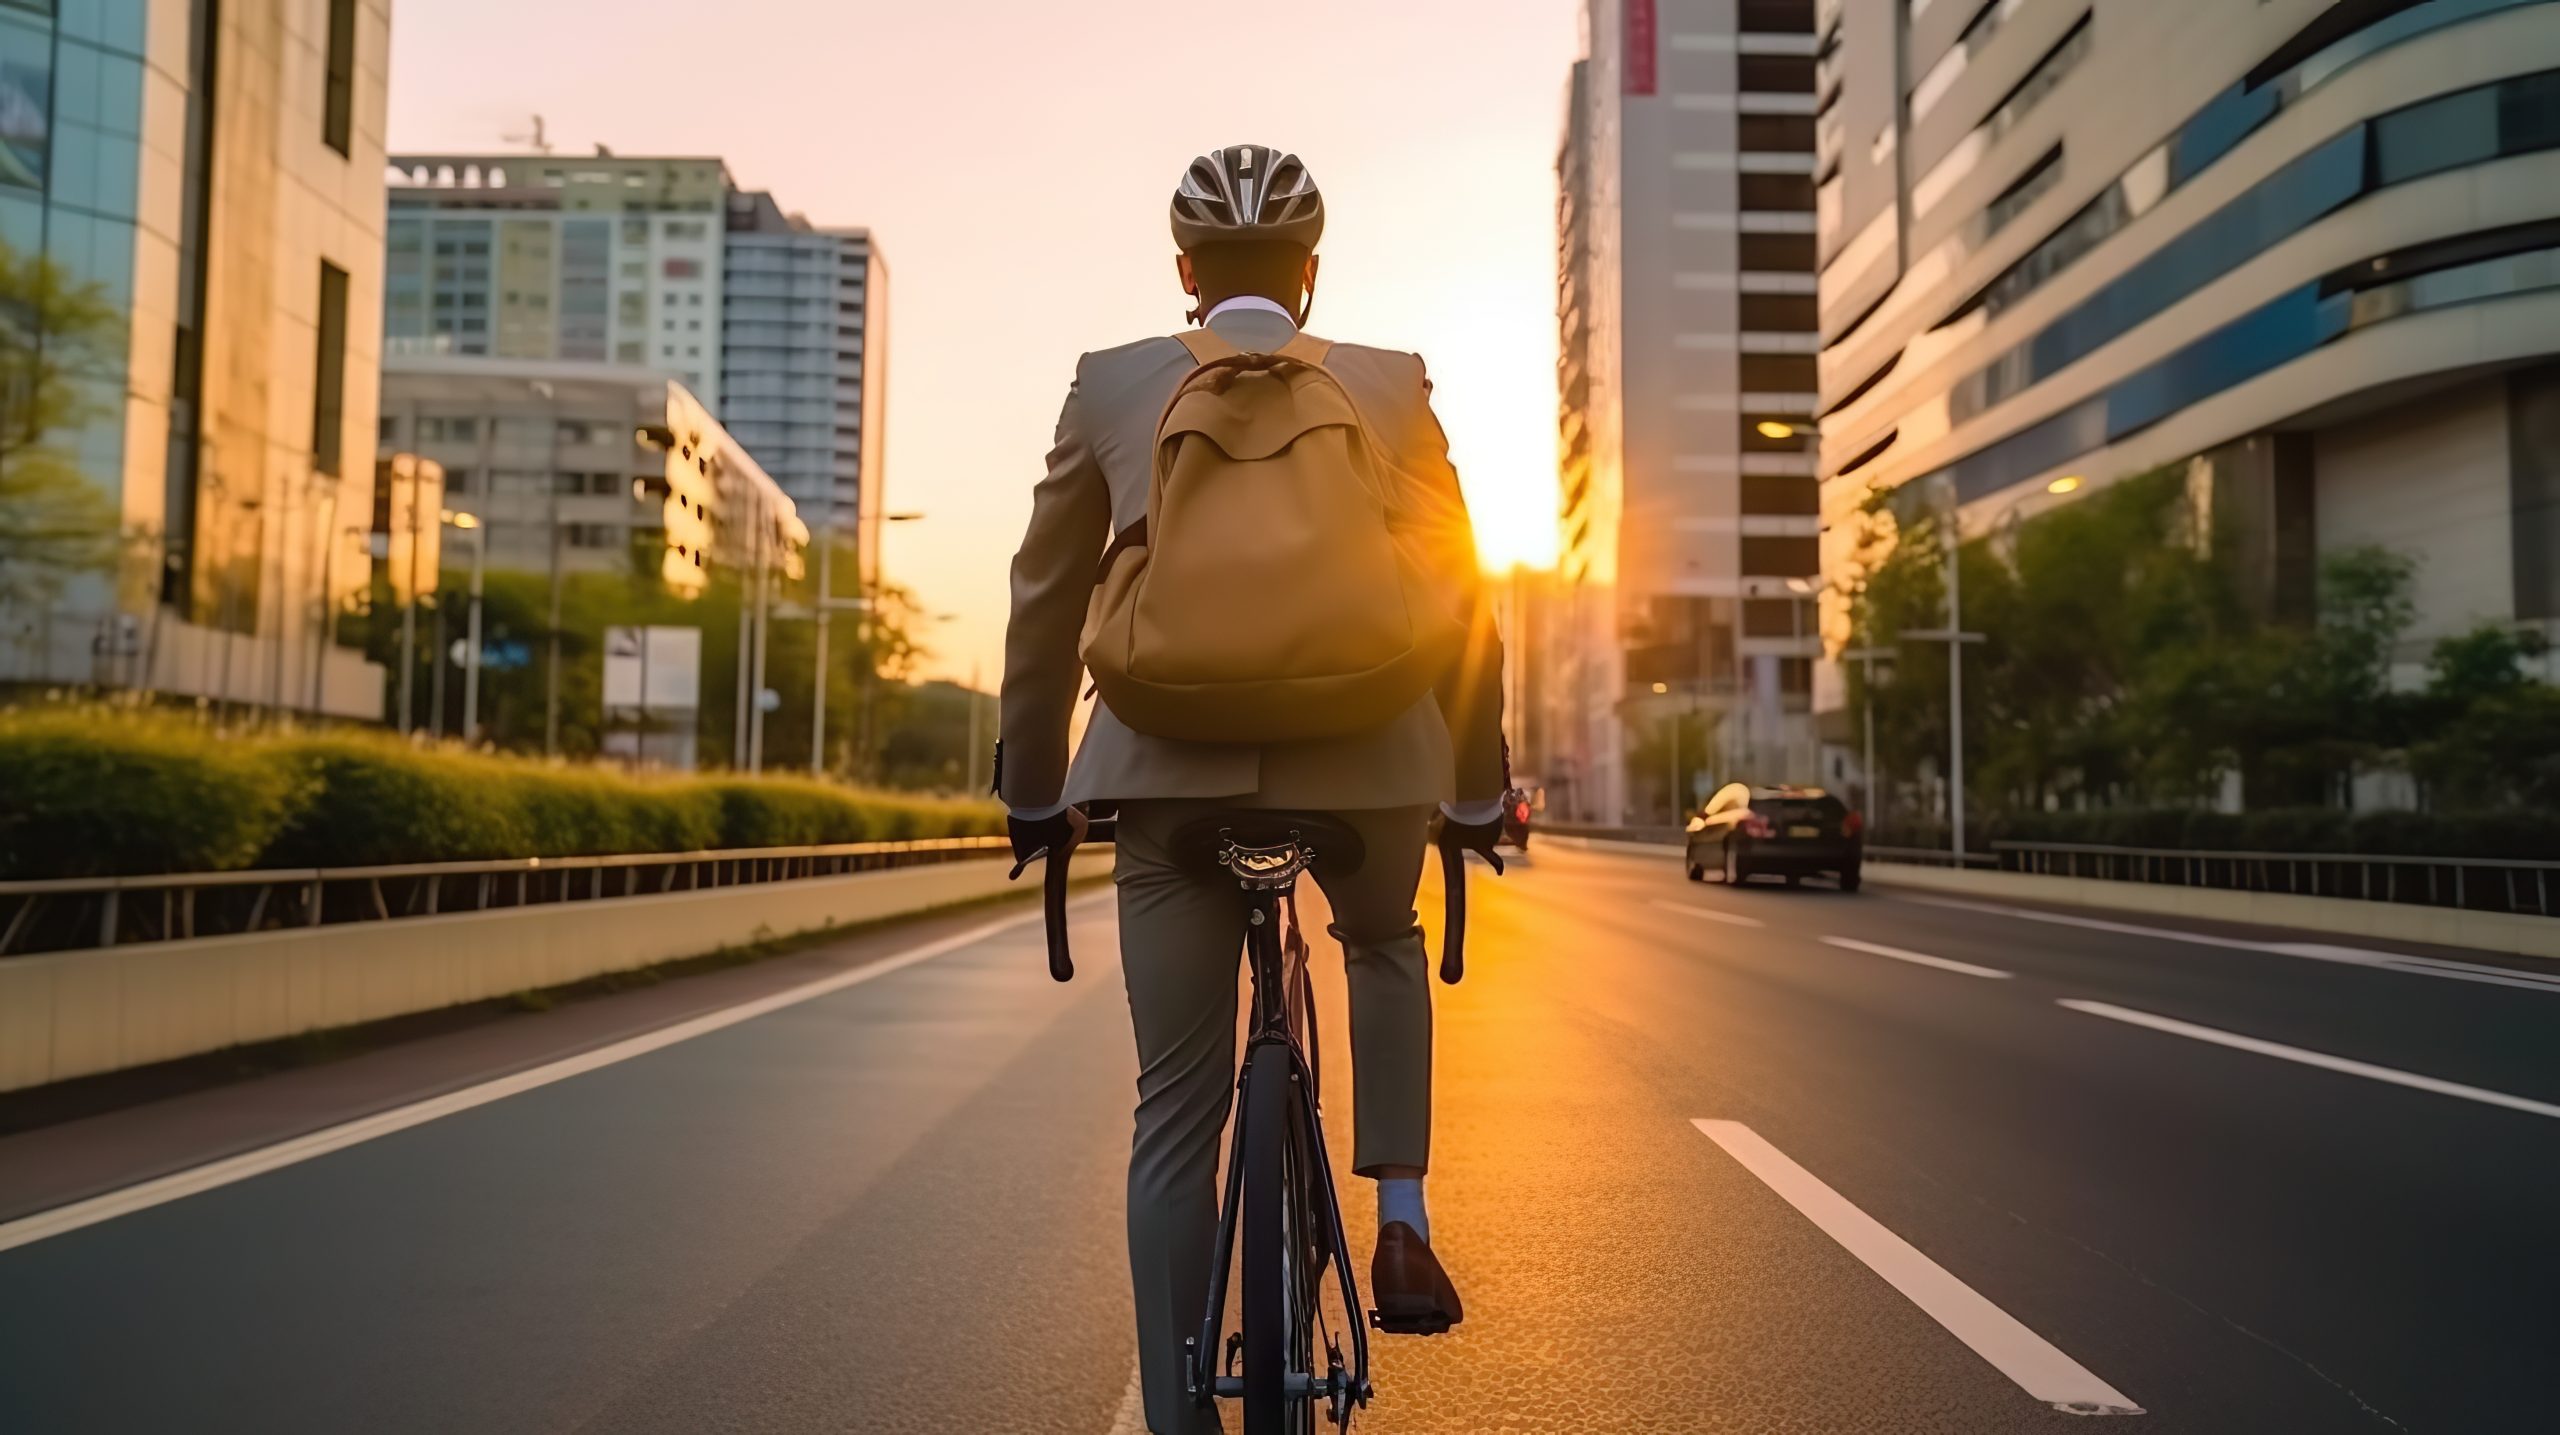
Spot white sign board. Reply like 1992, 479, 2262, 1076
603, 626, 700, 711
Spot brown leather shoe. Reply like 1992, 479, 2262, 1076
1369, 1221, 1463, 1335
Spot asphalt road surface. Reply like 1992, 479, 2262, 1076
4, 842, 2556, 1433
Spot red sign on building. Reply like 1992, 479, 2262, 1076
1625, 0, 1658, 95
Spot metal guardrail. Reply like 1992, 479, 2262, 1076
1863, 844, 1998, 869
0, 836, 1012, 958
1990, 841, 2559, 918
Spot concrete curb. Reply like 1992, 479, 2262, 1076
0, 851, 1115, 1093
1862, 863, 2560, 963
1540, 835, 2560, 963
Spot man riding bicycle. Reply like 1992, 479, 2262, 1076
997, 145, 1508, 1434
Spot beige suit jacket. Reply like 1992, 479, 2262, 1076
998, 306, 1506, 813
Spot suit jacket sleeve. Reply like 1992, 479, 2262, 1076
1391, 355, 1509, 804
998, 363, 1110, 811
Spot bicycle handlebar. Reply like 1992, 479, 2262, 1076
1013, 814, 1494, 987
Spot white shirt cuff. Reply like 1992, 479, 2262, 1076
1441, 799, 1504, 826
1008, 802, 1071, 822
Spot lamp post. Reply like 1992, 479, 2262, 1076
443, 510, 486, 743
812, 509, 922, 777
1901, 485, 1988, 862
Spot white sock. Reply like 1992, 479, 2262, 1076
1375, 1177, 1428, 1243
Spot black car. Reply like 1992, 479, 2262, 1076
1499, 786, 1534, 850
1684, 783, 1864, 891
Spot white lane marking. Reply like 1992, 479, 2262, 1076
1649, 899, 1766, 929
1820, 936, 2013, 980
0, 902, 1090, 1255
1903, 894, 2560, 994
2058, 1000, 2560, 1121
1692, 1120, 2143, 1417
1102, 1364, 1146, 1435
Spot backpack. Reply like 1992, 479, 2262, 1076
1079, 327, 1465, 744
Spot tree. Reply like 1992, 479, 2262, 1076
0, 243, 127, 609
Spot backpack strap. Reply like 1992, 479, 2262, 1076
1174, 328, 1242, 365
1175, 327, 1332, 368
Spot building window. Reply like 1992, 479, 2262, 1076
1738, 114, 1815, 152
322, 0, 355, 156
1740, 353, 1818, 391
1740, 536, 1819, 576
1739, 293, 1817, 330
1738, 232, 1816, 271
1738, 173, 1816, 212
1741, 475, 1820, 515
312, 262, 349, 474
1738, 54, 1815, 94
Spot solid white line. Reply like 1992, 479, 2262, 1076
2058, 1001, 2560, 1121
1822, 935, 2012, 979
1692, 1120, 2142, 1416
1649, 899, 1766, 929
1902, 894, 2560, 994
0, 905, 1069, 1255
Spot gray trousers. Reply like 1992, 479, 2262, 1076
1113, 801, 1435, 1435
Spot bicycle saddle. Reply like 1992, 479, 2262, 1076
1169, 811, 1368, 885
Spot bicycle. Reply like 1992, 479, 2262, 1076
1017, 808, 1480, 1433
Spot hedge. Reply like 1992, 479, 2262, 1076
0, 710, 1002, 879
1875, 806, 2560, 861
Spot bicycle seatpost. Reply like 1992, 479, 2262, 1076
1438, 841, 1466, 985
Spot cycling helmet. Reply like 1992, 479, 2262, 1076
1170, 145, 1325, 251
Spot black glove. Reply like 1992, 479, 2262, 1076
1432, 811, 1506, 876
1007, 807, 1086, 879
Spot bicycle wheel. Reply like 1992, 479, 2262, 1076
1240, 1040, 1315, 1435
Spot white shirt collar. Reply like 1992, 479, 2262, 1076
1203, 294, 1295, 324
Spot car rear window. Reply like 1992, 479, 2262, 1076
1759, 798, 1845, 823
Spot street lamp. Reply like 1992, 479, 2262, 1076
442, 509, 486, 743
812, 509, 923, 778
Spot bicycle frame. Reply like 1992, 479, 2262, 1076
1186, 874, 1373, 1424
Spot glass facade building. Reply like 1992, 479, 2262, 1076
0, 0, 392, 718
1815, 0, 2560, 710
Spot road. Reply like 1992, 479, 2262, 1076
4, 842, 2556, 1433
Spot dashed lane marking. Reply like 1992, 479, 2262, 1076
1692, 1119, 2143, 1417
1648, 899, 1766, 929
1820, 936, 2013, 979
2059, 1000, 2560, 1120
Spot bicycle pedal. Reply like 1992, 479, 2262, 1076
1368, 1308, 1456, 1337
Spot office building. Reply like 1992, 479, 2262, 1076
1551, 0, 1824, 823
378, 355, 803, 591
383, 154, 730, 405
1812, 0, 2560, 719
383, 157, 890, 553
722, 190, 887, 544
0, 0, 391, 717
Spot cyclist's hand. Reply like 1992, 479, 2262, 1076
1431, 810, 1506, 876
1007, 806, 1089, 880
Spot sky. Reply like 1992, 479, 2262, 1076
387, 0, 1583, 682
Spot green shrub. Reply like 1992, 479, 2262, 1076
261, 737, 528, 866
0, 708, 999, 876
0, 710, 307, 878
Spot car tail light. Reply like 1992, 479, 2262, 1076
1741, 814, 1774, 839
1842, 811, 1864, 839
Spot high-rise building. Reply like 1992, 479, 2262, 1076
721, 190, 887, 544
382, 157, 889, 555
0, 0, 392, 718
1813, 0, 2560, 718
1552, 0, 1824, 824
383, 155, 731, 405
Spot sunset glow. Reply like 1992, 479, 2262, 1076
389, 0, 1578, 679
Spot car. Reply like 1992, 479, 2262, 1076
1499, 786, 1534, 850
1684, 783, 1864, 892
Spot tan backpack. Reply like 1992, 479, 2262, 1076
1079, 328, 1465, 744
